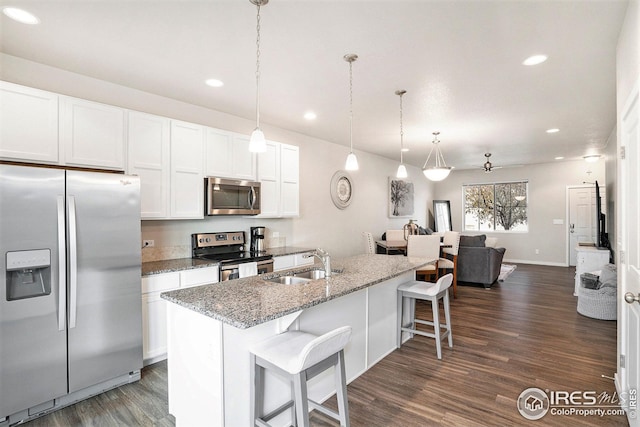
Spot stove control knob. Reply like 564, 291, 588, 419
205, 237, 211, 243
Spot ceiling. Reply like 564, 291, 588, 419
0, 0, 629, 171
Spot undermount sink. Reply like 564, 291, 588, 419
266, 269, 337, 285
294, 269, 330, 280
267, 276, 311, 285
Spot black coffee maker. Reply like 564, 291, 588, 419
250, 226, 266, 253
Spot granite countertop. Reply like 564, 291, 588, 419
142, 258, 219, 276
161, 254, 433, 329
142, 247, 315, 277
265, 246, 315, 257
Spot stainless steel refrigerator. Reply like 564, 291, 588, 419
0, 164, 142, 424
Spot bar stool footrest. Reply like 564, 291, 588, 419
309, 399, 341, 422
259, 400, 294, 424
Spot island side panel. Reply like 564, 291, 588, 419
367, 271, 413, 367
297, 288, 368, 404
166, 303, 224, 427
222, 311, 304, 427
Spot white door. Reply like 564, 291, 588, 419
568, 186, 598, 266
618, 80, 639, 426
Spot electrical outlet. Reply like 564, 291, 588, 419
143, 240, 155, 248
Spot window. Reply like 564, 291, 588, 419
463, 181, 528, 232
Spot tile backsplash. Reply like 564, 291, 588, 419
141, 245, 191, 263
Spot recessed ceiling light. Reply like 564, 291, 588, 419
303, 111, 317, 120
523, 54, 548, 66
205, 79, 224, 88
2, 7, 40, 24
401, 148, 410, 152
555, 156, 564, 160
546, 128, 560, 133
583, 154, 601, 163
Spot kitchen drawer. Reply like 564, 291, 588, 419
142, 271, 180, 294
181, 266, 219, 288
273, 255, 295, 271
294, 252, 314, 266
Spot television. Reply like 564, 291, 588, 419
595, 181, 611, 250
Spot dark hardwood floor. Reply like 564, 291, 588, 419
24, 263, 625, 426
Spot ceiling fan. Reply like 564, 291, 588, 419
482, 153, 502, 173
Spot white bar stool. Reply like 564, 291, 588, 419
249, 326, 352, 427
397, 273, 453, 359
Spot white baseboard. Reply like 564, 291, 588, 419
503, 258, 568, 267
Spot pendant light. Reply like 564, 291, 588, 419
248, 0, 268, 153
344, 54, 359, 171
422, 131, 452, 181
395, 90, 408, 178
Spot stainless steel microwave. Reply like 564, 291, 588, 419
205, 177, 261, 215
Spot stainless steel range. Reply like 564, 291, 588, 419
192, 231, 273, 281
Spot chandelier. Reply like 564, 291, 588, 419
422, 131, 452, 181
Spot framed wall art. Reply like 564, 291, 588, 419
389, 178, 414, 217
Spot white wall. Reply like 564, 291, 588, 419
616, 0, 639, 109
0, 54, 435, 260
433, 160, 605, 266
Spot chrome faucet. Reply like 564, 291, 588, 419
304, 248, 331, 278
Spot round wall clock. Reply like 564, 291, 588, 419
330, 170, 353, 209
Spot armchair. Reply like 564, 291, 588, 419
456, 235, 506, 288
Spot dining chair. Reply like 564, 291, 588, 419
386, 229, 405, 241
439, 231, 461, 298
385, 229, 407, 255
362, 231, 376, 254
406, 235, 440, 282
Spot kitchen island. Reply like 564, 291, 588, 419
161, 254, 434, 427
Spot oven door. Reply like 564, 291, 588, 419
220, 259, 273, 281
206, 177, 261, 215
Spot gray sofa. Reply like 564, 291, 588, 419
457, 235, 506, 288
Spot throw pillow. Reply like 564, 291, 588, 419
598, 263, 617, 289
460, 234, 486, 247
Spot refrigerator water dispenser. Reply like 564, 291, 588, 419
6, 249, 51, 301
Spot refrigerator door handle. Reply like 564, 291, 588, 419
69, 196, 78, 329
57, 196, 67, 331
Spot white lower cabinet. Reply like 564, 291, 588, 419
141, 266, 219, 365
142, 291, 171, 366
273, 251, 314, 271
181, 266, 220, 288
141, 272, 180, 366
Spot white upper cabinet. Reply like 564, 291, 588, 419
204, 129, 256, 180
256, 141, 299, 218
0, 81, 59, 164
258, 141, 280, 217
170, 120, 204, 219
280, 144, 300, 217
231, 134, 256, 180
60, 96, 125, 170
127, 111, 170, 218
